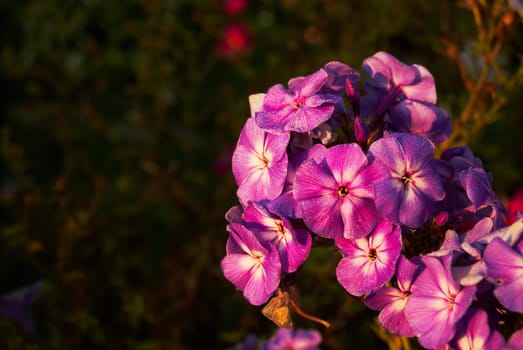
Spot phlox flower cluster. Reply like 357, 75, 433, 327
221, 51, 523, 349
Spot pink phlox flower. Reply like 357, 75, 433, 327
368, 133, 445, 228
364, 255, 421, 336
242, 202, 311, 273
362, 51, 451, 143
255, 69, 342, 134
437, 308, 505, 350
336, 219, 402, 296
405, 254, 477, 349
294, 143, 385, 239
232, 117, 290, 204
221, 223, 281, 306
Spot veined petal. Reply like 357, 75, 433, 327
324, 143, 367, 185
398, 184, 433, 228
340, 196, 379, 238
402, 64, 437, 103
296, 68, 329, 96
221, 254, 258, 291
374, 177, 403, 224
412, 163, 445, 201
284, 105, 335, 133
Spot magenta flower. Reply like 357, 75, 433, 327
336, 219, 402, 296
483, 237, 523, 312
294, 143, 385, 239
232, 117, 290, 203
255, 69, 341, 134
363, 51, 451, 143
368, 133, 445, 228
443, 308, 505, 350
221, 223, 281, 305
243, 202, 312, 273
405, 254, 477, 349
363, 51, 437, 104
364, 255, 421, 336
264, 328, 322, 350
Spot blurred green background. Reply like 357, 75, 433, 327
1, 0, 522, 349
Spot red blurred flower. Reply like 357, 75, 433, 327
507, 188, 523, 224
223, 0, 248, 15
217, 22, 254, 56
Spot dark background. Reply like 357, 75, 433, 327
1, 0, 522, 349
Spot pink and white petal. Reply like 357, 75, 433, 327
401, 64, 437, 103
368, 137, 406, 175
283, 228, 312, 273
365, 287, 404, 310
412, 164, 445, 201
237, 118, 266, 155
232, 144, 265, 186
294, 160, 338, 200
301, 195, 343, 238
340, 197, 379, 238
325, 144, 367, 185
380, 298, 416, 336
243, 247, 281, 305
221, 254, 257, 291
264, 132, 290, 162
336, 256, 373, 296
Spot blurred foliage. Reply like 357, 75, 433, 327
0, 0, 522, 349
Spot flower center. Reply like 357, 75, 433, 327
401, 174, 411, 184
368, 248, 377, 261
292, 96, 306, 109
260, 154, 269, 167
337, 186, 349, 197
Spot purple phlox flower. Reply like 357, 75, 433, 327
364, 255, 421, 336
483, 237, 523, 313
242, 202, 311, 273
294, 143, 385, 239
221, 223, 281, 305
232, 117, 290, 204
321, 61, 360, 97
0, 279, 44, 340
363, 51, 437, 105
507, 328, 523, 350
229, 334, 260, 350
386, 100, 451, 143
362, 51, 450, 143
264, 328, 322, 350
255, 69, 342, 134
368, 133, 445, 228
336, 219, 402, 296
405, 254, 477, 349
266, 144, 326, 219
438, 308, 505, 350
